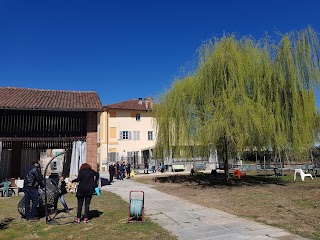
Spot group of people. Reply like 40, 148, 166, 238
23, 160, 99, 224
108, 161, 131, 182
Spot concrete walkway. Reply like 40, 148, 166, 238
101, 176, 306, 240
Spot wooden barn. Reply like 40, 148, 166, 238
0, 87, 102, 180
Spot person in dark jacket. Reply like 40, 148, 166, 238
58, 176, 69, 212
118, 162, 124, 180
126, 162, 131, 178
116, 162, 119, 180
23, 159, 44, 220
109, 163, 115, 182
72, 163, 99, 223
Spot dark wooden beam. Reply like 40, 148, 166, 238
11, 141, 23, 177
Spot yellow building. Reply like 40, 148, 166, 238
98, 97, 155, 170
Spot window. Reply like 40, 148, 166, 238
136, 114, 141, 121
148, 131, 153, 140
108, 152, 118, 162
120, 131, 131, 140
110, 127, 116, 138
133, 131, 140, 140
121, 131, 128, 140
127, 151, 139, 168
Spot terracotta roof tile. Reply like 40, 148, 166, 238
0, 87, 103, 111
105, 99, 152, 111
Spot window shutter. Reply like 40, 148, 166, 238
120, 131, 122, 140
137, 131, 140, 140
129, 131, 132, 140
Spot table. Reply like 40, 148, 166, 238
9, 187, 21, 196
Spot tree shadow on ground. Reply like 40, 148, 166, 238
88, 210, 103, 220
0, 217, 14, 230
153, 173, 287, 188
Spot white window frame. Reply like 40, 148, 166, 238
108, 152, 119, 162
133, 131, 140, 140
148, 131, 153, 141
120, 131, 132, 140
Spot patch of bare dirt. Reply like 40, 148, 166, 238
134, 173, 320, 239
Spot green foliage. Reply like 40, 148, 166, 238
154, 27, 320, 162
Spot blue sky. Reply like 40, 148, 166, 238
0, 0, 320, 106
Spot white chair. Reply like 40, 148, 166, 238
15, 179, 24, 188
294, 168, 313, 181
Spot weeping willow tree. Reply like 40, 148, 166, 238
154, 27, 320, 180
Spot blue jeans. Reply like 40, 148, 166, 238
119, 171, 124, 180
24, 187, 39, 219
60, 194, 69, 210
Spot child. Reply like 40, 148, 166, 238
58, 176, 69, 213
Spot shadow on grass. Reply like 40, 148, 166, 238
153, 173, 287, 188
89, 210, 103, 220
0, 217, 14, 230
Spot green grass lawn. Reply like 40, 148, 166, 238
0, 191, 176, 240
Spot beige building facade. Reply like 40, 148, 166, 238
98, 97, 156, 170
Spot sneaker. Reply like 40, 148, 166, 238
74, 218, 80, 223
84, 218, 89, 224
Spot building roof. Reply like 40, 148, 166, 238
0, 87, 103, 111
104, 98, 152, 111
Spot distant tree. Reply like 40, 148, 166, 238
154, 27, 320, 180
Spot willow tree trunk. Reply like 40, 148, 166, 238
223, 134, 229, 181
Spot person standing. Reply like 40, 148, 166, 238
116, 162, 119, 180
161, 163, 165, 173
58, 176, 69, 213
126, 162, 131, 179
23, 159, 44, 220
72, 163, 99, 223
144, 160, 149, 174
109, 163, 115, 183
151, 161, 156, 173
118, 162, 124, 180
